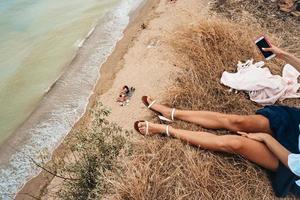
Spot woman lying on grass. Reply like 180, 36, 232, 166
134, 46, 300, 198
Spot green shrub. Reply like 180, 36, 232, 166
55, 102, 128, 200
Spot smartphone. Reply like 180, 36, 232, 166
255, 36, 275, 60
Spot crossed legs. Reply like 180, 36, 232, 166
138, 97, 279, 171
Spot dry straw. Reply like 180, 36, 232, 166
111, 20, 298, 200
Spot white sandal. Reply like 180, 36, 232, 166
134, 120, 170, 137
141, 96, 176, 123
158, 108, 176, 123
165, 124, 170, 137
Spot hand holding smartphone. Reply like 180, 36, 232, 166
255, 36, 276, 60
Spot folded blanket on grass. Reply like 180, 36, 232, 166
221, 59, 300, 105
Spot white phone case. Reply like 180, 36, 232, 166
255, 36, 275, 60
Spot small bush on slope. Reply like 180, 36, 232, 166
54, 103, 129, 200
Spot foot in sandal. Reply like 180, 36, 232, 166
142, 96, 176, 122
134, 121, 171, 136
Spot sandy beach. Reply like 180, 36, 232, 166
15, 0, 300, 199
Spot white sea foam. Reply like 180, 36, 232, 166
0, 0, 143, 199
87, 26, 97, 39
77, 25, 97, 48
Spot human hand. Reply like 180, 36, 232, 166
262, 45, 287, 59
237, 132, 270, 142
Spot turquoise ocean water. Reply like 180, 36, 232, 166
0, 0, 143, 198
0, 0, 118, 144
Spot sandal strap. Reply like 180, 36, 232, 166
171, 108, 176, 121
158, 115, 172, 122
166, 125, 170, 137
145, 121, 149, 135
147, 100, 156, 109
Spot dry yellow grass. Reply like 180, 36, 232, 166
211, 0, 300, 57
110, 20, 298, 199
113, 140, 275, 200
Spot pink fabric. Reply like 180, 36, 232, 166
220, 59, 300, 105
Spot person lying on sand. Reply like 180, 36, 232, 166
116, 85, 135, 106
116, 85, 129, 105
134, 46, 300, 197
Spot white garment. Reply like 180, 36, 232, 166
220, 59, 300, 105
288, 125, 300, 187
288, 153, 300, 186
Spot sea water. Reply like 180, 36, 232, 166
0, 0, 143, 198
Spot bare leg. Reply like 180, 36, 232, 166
146, 97, 272, 134
174, 111, 273, 134
138, 122, 278, 171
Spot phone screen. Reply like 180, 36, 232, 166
256, 38, 274, 59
